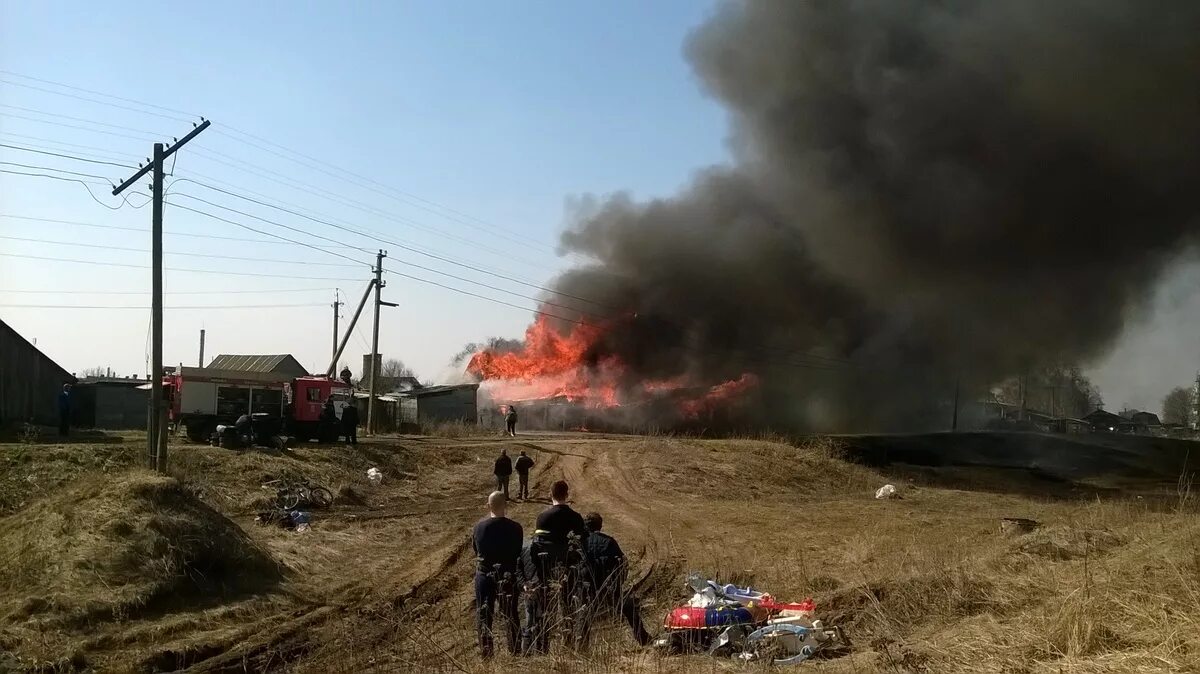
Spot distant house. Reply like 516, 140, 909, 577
398, 384, 479, 427
1129, 411, 1162, 428
1083, 409, 1123, 433
206, 354, 308, 378
0, 319, 75, 426
72, 377, 148, 429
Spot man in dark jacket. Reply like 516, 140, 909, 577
57, 384, 72, 436
341, 399, 359, 445
514, 450, 535, 500
505, 405, 518, 437
472, 491, 523, 657
578, 512, 652, 647
493, 449, 512, 496
522, 480, 589, 653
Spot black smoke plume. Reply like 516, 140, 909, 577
514, 0, 1200, 431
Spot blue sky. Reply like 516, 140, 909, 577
0, 1, 727, 382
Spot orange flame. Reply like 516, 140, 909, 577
467, 315, 759, 414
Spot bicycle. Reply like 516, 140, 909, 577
261, 477, 334, 510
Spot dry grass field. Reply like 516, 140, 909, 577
1, 429, 1197, 673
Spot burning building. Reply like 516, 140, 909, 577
467, 0, 1200, 433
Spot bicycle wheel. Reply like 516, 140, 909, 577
278, 489, 302, 511
308, 486, 334, 508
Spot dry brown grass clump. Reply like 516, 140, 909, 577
0, 470, 282, 629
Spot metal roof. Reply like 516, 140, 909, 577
206, 354, 307, 375
397, 383, 479, 397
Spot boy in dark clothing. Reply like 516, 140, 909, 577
505, 405, 518, 437
472, 491, 523, 657
58, 384, 72, 436
514, 451, 534, 500
578, 512, 652, 647
341, 400, 359, 445
493, 449, 512, 496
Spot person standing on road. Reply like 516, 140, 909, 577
341, 398, 359, 445
57, 383, 72, 437
523, 480, 589, 653
578, 512, 652, 648
505, 405, 518, 437
472, 491, 523, 657
493, 449, 512, 496
514, 450, 535, 500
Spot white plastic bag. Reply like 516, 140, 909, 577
367, 467, 383, 485
875, 484, 898, 499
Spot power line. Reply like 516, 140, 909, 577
0, 213, 358, 248
0, 142, 136, 169
0, 111, 162, 144
1, 104, 563, 273
0, 303, 325, 310
167, 170, 549, 283
0, 160, 112, 181
0, 69, 567, 255
0, 252, 363, 281
178, 146, 560, 272
212, 126, 566, 256
163, 198, 374, 267
0, 234, 362, 267
0, 131, 142, 162
173, 177, 616, 309
0, 167, 130, 210
0, 104, 164, 142
0, 78, 194, 124
3, 287, 334, 295
166, 186, 605, 319
0, 88, 850, 370
0, 70, 196, 117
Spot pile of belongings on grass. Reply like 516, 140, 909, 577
254, 508, 311, 532
654, 573, 845, 664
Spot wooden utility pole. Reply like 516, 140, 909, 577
367, 250, 395, 434
112, 119, 211, 473
199, 329, 205, 367
332, 290, 343, 361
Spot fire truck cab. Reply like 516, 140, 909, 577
284, 376, 353, 441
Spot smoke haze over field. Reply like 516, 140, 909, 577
481, 0, 1200, 430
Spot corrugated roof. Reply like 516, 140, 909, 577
206, 354, 307, 375
398, 383, 479, 397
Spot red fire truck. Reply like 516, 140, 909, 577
164, 366, 352, 443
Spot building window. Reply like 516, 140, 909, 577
306, 387, 322, 402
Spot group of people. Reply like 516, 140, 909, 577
471, 479, 651, 658
493, 449, 535, 500
320, 397, 359, 444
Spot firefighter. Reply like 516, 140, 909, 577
578, 512, 652, 647
472, 491, 523, 657
341, 398, 359, 445
505, 404, 519, 437
320, 397, 337, 442
493, 449, 512, 497
522, 480, 588, 653
515, 450, 535, 500
234, 412, 253, 447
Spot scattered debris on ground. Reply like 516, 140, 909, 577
655, 573, 846, 664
